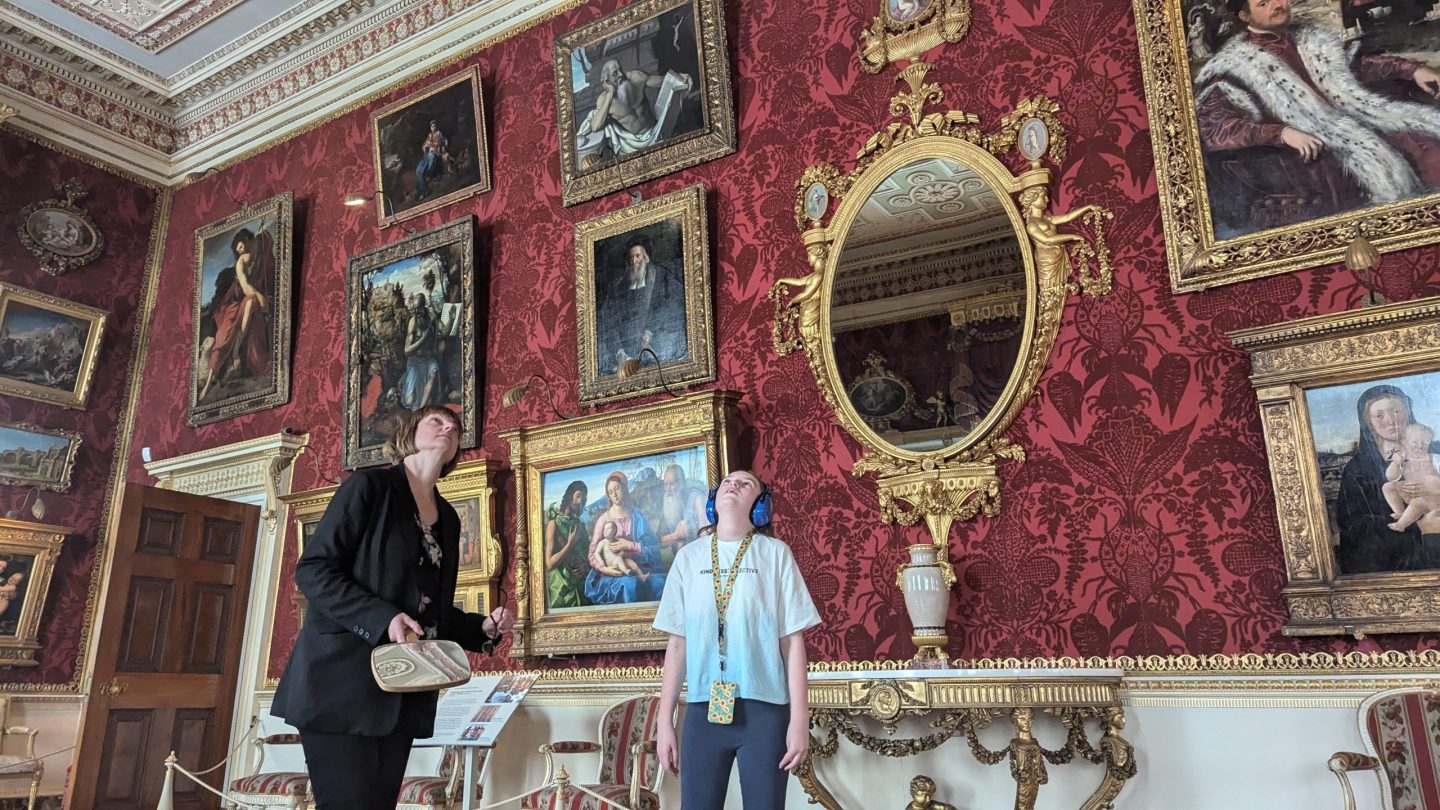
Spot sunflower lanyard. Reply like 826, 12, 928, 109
706, 528, 755, 724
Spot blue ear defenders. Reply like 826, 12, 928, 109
706, 480, 773, 527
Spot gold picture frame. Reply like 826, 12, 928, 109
500, 389, 740, 657
1230, 295, 1440, 636
0, 421, 82, 492
1133, 0, 1440, 292
342, 215, 477, 470
370, 65, 491, 229
188, 191, 294, 426
278, 483, 339, 629
0, 518, 67, 667
16, 179, 104, 276
0, 283, 106, 409
552, 0, 735, 206
438, 457, 503, 617
575, 183, 714, 406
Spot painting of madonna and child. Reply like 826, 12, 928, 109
539, 444, 711, 612
1184, 0, 1440, 238
1308, 372, 1440, 575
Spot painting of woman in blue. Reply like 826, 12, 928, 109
584, 471, 667, 604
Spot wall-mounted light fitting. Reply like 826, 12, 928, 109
501, 374, 571, 421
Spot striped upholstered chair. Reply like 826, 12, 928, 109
520, 694, 664, 810
397, 745, 488, 810
1329, 686, 1440, 810
227, 733, 310, 808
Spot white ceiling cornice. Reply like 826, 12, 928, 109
0, 0, 583, 183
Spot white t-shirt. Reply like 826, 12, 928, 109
652, 532, 820, 706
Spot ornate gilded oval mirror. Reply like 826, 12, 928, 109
828, 152, 1030, 456
771, 65, 1114, 658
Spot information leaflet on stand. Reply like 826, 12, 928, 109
414, 672, 538, 747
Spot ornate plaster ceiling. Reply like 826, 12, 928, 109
841, 157, 1015, 269
0, 0, 573, 183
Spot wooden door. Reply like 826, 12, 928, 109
70, 483, 261, 810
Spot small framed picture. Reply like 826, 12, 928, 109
575, 183, 714, 406
552, 0, 735, 205
16, 180, 104, 276
370, 66, 491, 228
0, 422, 82, 492
0, 283, 106, 409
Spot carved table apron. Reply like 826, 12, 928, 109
797, 668, 1135, 810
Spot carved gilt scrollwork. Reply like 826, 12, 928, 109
770, 63, 1114, 553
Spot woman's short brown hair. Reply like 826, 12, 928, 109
384, 405, 463, 477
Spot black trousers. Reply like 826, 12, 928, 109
680, 698, 791, 810
298, 727, 413, 810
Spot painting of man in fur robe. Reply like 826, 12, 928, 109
1187, 0, 1440, 239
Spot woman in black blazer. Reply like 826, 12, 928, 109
272, 405, 511, 809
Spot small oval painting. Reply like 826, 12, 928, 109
887, 0, 932, 23
1018, 118, 1049, 162
24, 208, 98, 257
849, 377, 909, 421
804, 182, 829, 222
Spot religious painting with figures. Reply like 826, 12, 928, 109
538, 442, 710, 614
0, 553, 36, 638
1307, 371, 1440, 576
189, 192, 293, 425
1135, 0, 1440, 291
1232, 295, 1440, 636
370, 66, 490, 228
343, 216, 476, 469
553, 0, 734, 204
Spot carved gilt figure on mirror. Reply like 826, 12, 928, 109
769, 63, 1114, 660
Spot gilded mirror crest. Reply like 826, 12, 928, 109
858, 0, 972, 73
770, 64, 1114, 658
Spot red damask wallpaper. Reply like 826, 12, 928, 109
124, 0, 1440, 680
0, 131, 158, 684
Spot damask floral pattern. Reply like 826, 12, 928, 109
112, 0, 1440, 683
0, 131, 158, 686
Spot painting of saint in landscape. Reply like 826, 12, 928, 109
343, 217, 475, 469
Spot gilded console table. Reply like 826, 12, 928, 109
798, 668, 1135, 810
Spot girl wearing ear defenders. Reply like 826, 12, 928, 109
652, 470, 821, 810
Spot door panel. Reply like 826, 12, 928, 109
71, 484, 260, 810
118, 577, 172, 672
182, 584, 231, 673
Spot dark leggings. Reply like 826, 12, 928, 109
298, 727, 413, 810
680, 698, 791, 810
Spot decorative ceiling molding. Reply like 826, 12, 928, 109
46, 0, 255, 53
0, 0, 581, 182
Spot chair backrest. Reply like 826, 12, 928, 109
595, 694, 661, 790
1359, 687, 1440, 810
435, 746, 487, 778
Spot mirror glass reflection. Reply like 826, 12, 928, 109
830, 157, 1026, 452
